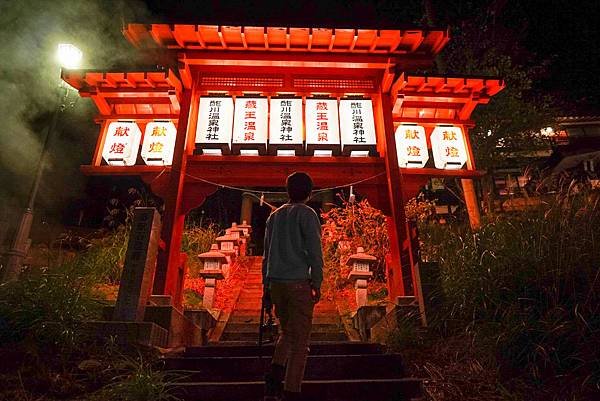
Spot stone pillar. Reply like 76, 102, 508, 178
461, 178, 481, 230
355, 277, 369, 307
203, 278, 217, 309
240, 194, 253, 225
113, 208, 161, 322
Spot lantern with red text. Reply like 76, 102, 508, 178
305, 98, 340, 156
430, 126, 468, 169
232, 97, 268, 155
102, 121, 142, 166
395, 124, 428, 168
141, 121, 177, 165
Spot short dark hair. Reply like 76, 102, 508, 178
286, 172, 313, 202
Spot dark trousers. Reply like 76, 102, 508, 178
270, 281, 315, 392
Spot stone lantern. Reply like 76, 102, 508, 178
237, 220, 252, 237
198, 243, 227, 309
232, 221, 252, 256
216, 233, 238, 261
346, 247, 376, 307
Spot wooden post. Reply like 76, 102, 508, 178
377, 93, 414, 299
153, 89, 193, 307
240, 193, 253, 225
461, 178, 481, 230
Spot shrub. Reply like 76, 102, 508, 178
181, 222, 219, 275
68, 227, 129, 285
0, 272, 100, 345
419, 188, 600, 398
89, 352, 181, 401
321, 197, 389, 285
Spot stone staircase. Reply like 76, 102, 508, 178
164, 342, 423, 400
218, 257, 347, 343
161, 256, 423, 400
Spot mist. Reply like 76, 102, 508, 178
0, 0, 150, 227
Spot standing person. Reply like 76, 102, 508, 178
262, 172, 324, 401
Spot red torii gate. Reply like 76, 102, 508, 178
63, 24, 504, 308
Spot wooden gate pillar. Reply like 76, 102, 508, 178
377, 93, 417, 300
153, 89, 193, 306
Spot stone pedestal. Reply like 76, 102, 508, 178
348, 271, 373, 308
102, 305, 203, 347
352, 305, 387, 341
199, 270, 225, 309
184, 308, 219, 345
355, 278, 368, 307
204, 277, 217, 308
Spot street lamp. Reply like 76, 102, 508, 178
56, 44, 83, 69
1, 44, 82, 283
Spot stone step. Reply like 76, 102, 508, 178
169, 378, 422, 401
238, 289, 261, 294
164, 353, 406, 381
228, 309, 263, 316
219, 330, 347, 342
222, 323, 344, 333
228, 315, 342, 325
185, 342, 385, 357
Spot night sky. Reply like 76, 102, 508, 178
0, 0, 598, 230
138, 0, 600, 112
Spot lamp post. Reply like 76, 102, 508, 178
1, 44, 82, 283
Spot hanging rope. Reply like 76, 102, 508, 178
152, 166, 386, 196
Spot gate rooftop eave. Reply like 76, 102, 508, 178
124, 24, 449, 58
391, 73, 505, 122
61, 69, 182, 117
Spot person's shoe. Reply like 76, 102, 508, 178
264, 364, 285, 399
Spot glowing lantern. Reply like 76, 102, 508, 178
395, 124, 429, 168
339, 99, 377, 157
102, 121, 142, 166
232, 97, 268, 155
195, 97, 234, 155
269, 98, 304, 156
305, 98, 340, 156
141, 121, 177, 165
430, 126, 468, 169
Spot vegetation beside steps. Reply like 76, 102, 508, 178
378, 189, 600, 401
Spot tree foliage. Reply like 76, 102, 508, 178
439, 3, 556, 170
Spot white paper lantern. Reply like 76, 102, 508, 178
395, 124, 429, 168
305, 98, 340, 156
141, 121, 177, 165
102, 121, 142, 166
195, 97, 234, 155
430, 126, 468, 169
339, 99, 377, 156
269, 98, 304, 156
232, 97, 268, 155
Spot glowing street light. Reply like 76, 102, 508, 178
1, 44, 83, 283
57, 43, 82, 69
